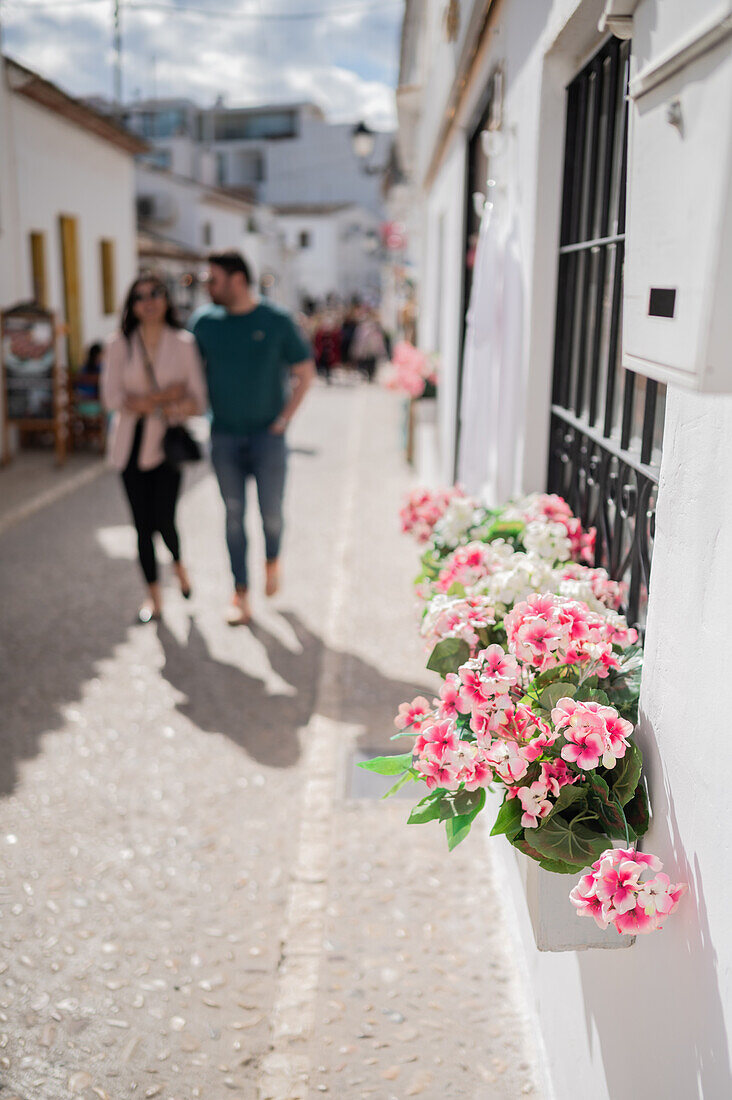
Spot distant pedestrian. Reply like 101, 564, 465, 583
313, 311, 341, 384
351, 308, 387, 383
191, 252, 315, 626
340, 304, 359, 369
102, 274, 207, 623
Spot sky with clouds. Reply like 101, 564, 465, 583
1, 0, 404, 129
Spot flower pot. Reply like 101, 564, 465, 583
516, 850, 635, 952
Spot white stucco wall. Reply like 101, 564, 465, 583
275, 207, 381, 305
420, 140, 466, 483
491, 388, 732, 1100
12, 95, 137, 358
415, 0, 602, 488
407, 0, 732, 1096
0, 68, 21, 309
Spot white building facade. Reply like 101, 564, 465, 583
400, 1, 732, 1097
119, 99, 391, 307
135, 162, 294, 313
274, 203, 382, 305
0, 57, 142, 457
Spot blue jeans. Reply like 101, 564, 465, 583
210, 429, 287, 590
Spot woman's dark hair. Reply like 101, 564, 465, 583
207, 250, 252, 285
121, 273, 180, 338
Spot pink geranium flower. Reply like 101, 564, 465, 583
553, 698, 633, 769
435, 674, 462, 719
560, 727, 605, 770
569, 873, 608, 927
479, 644, 520, 685
484, 740, 528, 784
517, 781, 553, 828
571, 848, 687, 934
415, 756, 461, 791
414, 718, 459, 758
394, 696, 433, 732
538, 759, 577, 796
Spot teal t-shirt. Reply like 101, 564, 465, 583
190, 300, 311, 435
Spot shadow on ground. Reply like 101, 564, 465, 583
0, 466, 429, 794
156, 611, 430, 770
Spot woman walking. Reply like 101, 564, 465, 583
350, 307, 387, 382
102, 274, 207, 623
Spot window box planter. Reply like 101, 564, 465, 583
515, 848, 635, 952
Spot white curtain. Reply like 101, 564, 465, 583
457, 201, 524, 505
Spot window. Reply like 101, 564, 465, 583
29, 231, 47, 308
236, 150, 265, 185
140, 149, 172, 171
100, 239, 116, 316
213, 108, 297, 142
454, 76, 498, 474
132, 108, 187, 139
299, 230, 311, 249
202, 222, 212, 247
547, 37, 666, 627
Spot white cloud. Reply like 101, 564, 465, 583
2, 0, 402, 128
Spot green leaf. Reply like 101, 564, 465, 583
382, 771, 417, 799
426, 637, 471, 677
358, 752, 413, 776
445, 814, 474, 850
490, 796, 524, 840
574, 686, 611, 705
487, 519, 525, 542
607, 740, 643, 805
453, 787, 486, 815
510, 835, 584, 875
523, 665, 576, 700
407, 790, 444, 825
545, 781, 587, 820
586, 774, 634, 839
624, 779, 650, 837
446, 581, 466, 598
530, 815, 608, 869
539, 682, 577, 712
444, 789, 486, 850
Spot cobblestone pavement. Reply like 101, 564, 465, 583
0, 381, 543, 1100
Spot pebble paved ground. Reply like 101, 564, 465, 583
0, 380, 543, 1100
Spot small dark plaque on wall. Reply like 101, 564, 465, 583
648, 287, 676, 318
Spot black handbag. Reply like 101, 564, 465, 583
162, 422, 202, 466
138, 333, 202, 468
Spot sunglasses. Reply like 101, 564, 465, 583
132, 286, 166, 303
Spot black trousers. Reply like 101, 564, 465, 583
121, 420, 182, 585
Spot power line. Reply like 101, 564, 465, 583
128, 0, 402, 18
5, 0, 402, 17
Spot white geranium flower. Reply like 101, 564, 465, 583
433, 497, 484, 547
522, 520, 572, 562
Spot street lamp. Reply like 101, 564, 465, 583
352, 121, 381, 175
352, 121, 376, 159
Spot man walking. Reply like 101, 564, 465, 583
191, 252, 315, 625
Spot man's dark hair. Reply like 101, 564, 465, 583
208, 250, 252, 285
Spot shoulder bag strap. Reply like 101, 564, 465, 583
137, 331, 160, 393
136, 332, 168, 422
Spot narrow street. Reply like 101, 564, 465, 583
0, 382, 542, 1100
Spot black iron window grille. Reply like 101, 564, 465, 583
547, 36, 666, 628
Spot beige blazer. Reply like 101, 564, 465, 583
101, 328, 208, 471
